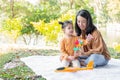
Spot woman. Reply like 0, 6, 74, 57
75, 9, 111, 67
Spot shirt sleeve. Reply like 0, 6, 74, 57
87, 30, 104, 55
60, 39, 69, 57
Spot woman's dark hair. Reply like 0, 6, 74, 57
59, 20, 73, 29
75, 9, 97, 36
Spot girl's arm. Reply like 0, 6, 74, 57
60, 39, 69, 60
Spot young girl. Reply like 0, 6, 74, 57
59, 20, 81, 67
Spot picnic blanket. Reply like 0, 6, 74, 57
21, 56, 120, 80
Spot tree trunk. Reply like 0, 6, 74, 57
69, 0, 73, 9
10, 0, 14, 18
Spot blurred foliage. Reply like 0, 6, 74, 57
108, 47, 120, 59
74, 0, 96, 23
114, 44, 120, 53
20, 1, 61, 44
93, 0, 109, 27
1, 18, 22, 43
21, 0, 61, 34
58, 10, 75, 23
0, 0, 120, 45
31, 20, 60, 43
31, 10, 75, 43
0, 0, 32, 18
106, 0, 120, 23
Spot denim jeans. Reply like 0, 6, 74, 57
78, 54, 109, 67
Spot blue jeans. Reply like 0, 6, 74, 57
78, 54, 109, 67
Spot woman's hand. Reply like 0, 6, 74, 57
83, 50, 92, 56
86, 34, 94, 42
74, 50, 84, 56
79, 50, 85, 56
78, 48, 90, 56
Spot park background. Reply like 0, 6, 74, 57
0, 0, 120, 79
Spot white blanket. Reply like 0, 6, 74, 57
21, 56, 120, 80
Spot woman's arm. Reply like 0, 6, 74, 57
80, 30, 110, 60
84, 30, 104, 56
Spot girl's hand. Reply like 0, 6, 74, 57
74, 51, 80, 57
68, 56, 75, 61
74, 50, 84, 56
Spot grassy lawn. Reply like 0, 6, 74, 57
0, 49, 59, 80
108, 47, 120, 59
0, 47, 119, 80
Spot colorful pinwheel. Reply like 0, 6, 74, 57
73, 39, 84, 52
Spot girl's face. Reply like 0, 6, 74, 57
64, 24, 73, 36
77, 16, 87, 30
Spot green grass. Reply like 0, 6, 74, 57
0, 49, 60, 80
0, 66, 34, 79
0, 53, 16, 69
108, 47, 120, 59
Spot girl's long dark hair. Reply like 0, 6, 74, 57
75, 9, 97, 36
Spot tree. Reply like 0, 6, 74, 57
0, 0, 36, 44
106, 0, 120, 23
21, 1, 61, 45
1, 18, 22, 43
10, 0, 14, 18
91, 0, 109, 27
31, 10, 75, 43
74, 0, 96, 23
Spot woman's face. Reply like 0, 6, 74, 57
77, 16, 87, 30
